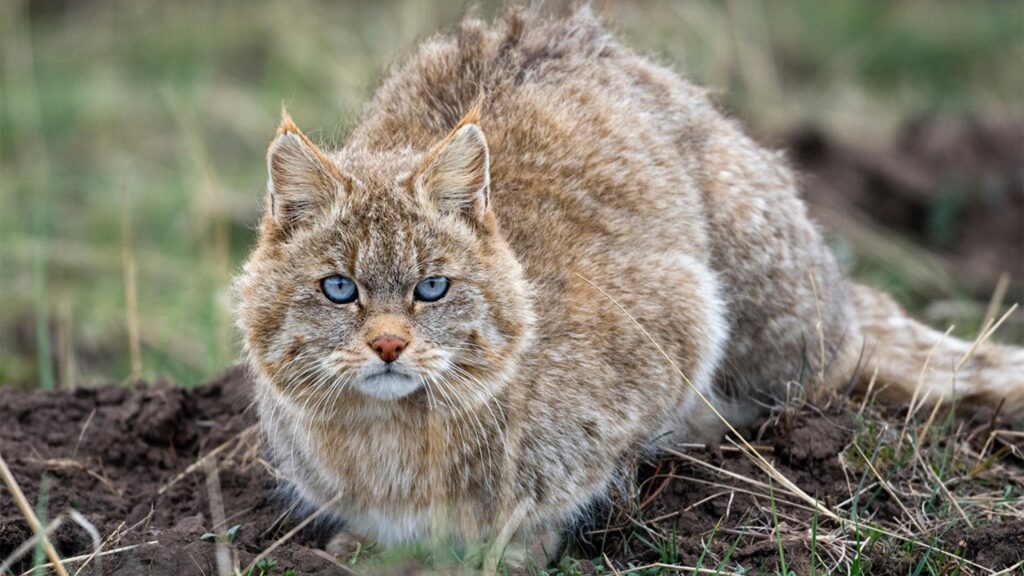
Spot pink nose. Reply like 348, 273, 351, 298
371, 335, 407, 363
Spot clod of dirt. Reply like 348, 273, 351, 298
944, 521, 1024, 570
774, 413, 852, 464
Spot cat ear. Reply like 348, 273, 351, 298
415, 122, 490, 222
265, 109, 344, 232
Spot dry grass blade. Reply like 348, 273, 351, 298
72, 509, 155, 576
983, 272, 1010, 328
673, 442, 774, 453
992, 559, 1024, 576
602, 553, 624, 576
242, 492, 347, 575
930, 468, 974, 528
20, 542, 159, 576
26, 458, 121, 497
896, 325, 954, 456
203, 456, 235, 576
157, 424, 257, 495
71, 409, 96, 461
898, 303, 1017, 467
0, 451, 70, 576
309, 549, 358, 574
809, 271, 827, 389
851, 443, 924, 532
956, 303, 1018, 373
121, 186, 142, 379
660, 472, 811, 514
65, 510, 100, 575
664, 449, 782, 499
916, 390, 946, 449
616, 561, 744, 575
858, 366, 879, 415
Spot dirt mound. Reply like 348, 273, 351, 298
0, 367, 337, 575
2, 370, 1021, 574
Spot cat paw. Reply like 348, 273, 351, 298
483, 527, 563, 572
325, 530, 373, 562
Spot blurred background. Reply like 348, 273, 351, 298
1, 0, 1022, 390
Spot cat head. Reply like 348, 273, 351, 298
236, 108, 534, 415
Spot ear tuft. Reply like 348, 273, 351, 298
416, 123, 490, 222
276, 104, 302, 136
265, 113, 343, 232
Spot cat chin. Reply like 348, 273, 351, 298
352, 372, 423, 400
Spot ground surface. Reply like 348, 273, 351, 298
2, 367, 1022, 575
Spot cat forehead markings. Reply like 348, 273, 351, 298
352, 227, 421, 285
333, 148, 422, 194
308, 196, 461, 292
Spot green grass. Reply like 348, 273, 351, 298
30, 475, 52, 576
2, 0, 1021, 389
768, 480, 789, 576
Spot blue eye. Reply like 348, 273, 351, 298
320, 275, 358, 304
414, 276, 450, 302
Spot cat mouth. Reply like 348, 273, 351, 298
364, 363, 415, 379
353, 368, 423, 400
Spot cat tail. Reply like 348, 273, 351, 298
852, 283, 1024, 420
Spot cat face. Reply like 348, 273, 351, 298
236, 111, 533, 416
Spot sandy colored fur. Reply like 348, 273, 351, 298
234, 7, 1024, 562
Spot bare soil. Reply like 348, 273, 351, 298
789, 116, 1023, 301
0, 367, 339, 575
2, 368, 1022, 574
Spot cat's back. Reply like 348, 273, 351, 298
348, 9, 722, 272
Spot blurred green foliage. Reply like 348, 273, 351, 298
2, 0, 1022, 388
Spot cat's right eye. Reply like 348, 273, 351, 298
320, 275, 358, 304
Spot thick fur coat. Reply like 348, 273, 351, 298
235, 8, 1024, 563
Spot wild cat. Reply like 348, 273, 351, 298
235, 7, 1024, 565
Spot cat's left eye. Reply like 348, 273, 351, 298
414, 276, 450, 302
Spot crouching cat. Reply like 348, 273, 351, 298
235, 8, 1024, 566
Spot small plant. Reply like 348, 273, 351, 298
348, 540, 365, 564
200, 523, 241, 544
244, 558, 297, 576
250, 558, 277, 576
552, 555, 584, 576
